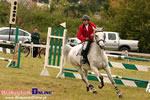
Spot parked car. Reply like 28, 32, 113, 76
0, 27, 31, 43
67, 32, 139, 52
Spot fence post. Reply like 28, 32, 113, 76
125, 50, 130, 64
31, 42, 33, 57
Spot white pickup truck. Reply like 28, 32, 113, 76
67, 32, 139, 51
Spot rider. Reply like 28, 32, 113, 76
77, 15, 96, 64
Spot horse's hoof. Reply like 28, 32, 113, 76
86, 87, 89, 92
98, 85, 104, 89
119, 94, 123, 98
93, 90, 97, 94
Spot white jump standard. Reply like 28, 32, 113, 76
40, 27, 67, 76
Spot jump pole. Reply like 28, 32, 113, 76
108, 61, 150, 72
0, 57, 13, 67
64, 72, 149, 88
107, 54, 150, 62
61, 67, 149, 87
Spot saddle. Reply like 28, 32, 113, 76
76, 43, 90, 65
76, 47, 82, 56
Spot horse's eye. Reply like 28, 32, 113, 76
95, 35, 98, 39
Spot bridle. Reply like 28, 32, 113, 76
94, 31, 105, 49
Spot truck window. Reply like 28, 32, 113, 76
104, 33, 106, 40
108, 33, 116, 40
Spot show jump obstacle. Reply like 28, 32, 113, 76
40, 26, 150, 92
0, 26, 22, 68
40, 27, 67, 76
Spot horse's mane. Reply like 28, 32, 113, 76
94, 27, 104, 32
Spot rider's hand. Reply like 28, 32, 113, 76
90, 34, 94, 37
85, 37, 89, 40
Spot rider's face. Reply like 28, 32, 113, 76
83, 20, 89, 25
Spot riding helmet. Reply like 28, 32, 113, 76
82, 15, 90, 21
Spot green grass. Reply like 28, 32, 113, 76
0, 52, 150, 100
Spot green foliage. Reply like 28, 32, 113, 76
0, 2, 10, 26
101, 0, 150, 53
64, 0, 104, 17
67, 0, 79, 3
64, 3, 89, 17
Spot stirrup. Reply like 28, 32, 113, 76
80, 57, 86, 64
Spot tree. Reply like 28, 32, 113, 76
101, 0, 150, 53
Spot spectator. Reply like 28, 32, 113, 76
31, 28, 40, 58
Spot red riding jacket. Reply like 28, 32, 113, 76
77, 22, 96, 42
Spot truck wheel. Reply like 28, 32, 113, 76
120, 47, 130, 51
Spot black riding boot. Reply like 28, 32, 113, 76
81, 50, 87, 64
81, 40, 93, 64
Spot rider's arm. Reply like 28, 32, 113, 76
77, 26, 85, 42
89, 23, 97, 40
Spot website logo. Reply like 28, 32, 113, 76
32, 88, 52, 95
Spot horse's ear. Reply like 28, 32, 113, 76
99, 27, 104, 31
102, 27, 104, 31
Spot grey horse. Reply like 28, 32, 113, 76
57, 28, 123, 98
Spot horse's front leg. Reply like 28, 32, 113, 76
104, 66, 123, 98
90, 65, 104, 89
83, 69, 88, 78
77, 68, 97, 94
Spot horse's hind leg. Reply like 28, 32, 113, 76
104, 66, 123, 98
90, 66, 104, 89
77, 68, 97, 94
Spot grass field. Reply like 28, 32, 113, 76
0, 52, 150, 100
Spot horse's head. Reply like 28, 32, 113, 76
93, 27, 105, 49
